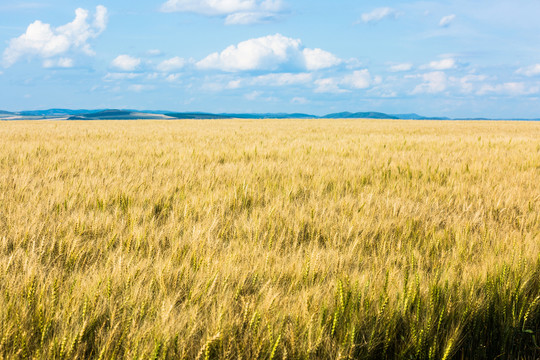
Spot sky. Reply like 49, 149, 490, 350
2, 0, 540, 118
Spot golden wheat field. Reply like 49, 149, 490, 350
0, 119, 539, 359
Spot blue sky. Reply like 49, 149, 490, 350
2, 0, 540, 117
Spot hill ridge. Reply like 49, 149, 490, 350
1, 108, 538, 120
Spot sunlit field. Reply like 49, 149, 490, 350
1, 119, 539, 359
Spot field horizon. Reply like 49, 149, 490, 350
3, 108, 540, 121
1, 119, 539, 359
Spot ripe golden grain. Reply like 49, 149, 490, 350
0, 119, 539, 358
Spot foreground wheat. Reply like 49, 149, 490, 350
0, 119, 539, 359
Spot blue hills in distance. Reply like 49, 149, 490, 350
0, 108, 538, 120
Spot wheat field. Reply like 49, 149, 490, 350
0, 119, 539, 359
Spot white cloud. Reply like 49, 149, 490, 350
452, 74, 488, 93
196, 33, 341, 72
407, 72, 489, 95
254, 72, 312, 85
128, 84, 154, 92
162, 0, 257, 15
291, 96, 308, 104
147, 49, 162, 56
166, 73, 182, 82
341, 69, 372, 89
477, 82, 539, 96
103, 72, 141, 81
439, 14, 456, 27
302, 48, 342, 71
389, 63, 413, 72
202, 80, 227, 91
43, 57, 73, 68
93, 5, 108, 33
197, 34, 301, 71
225, 12, 278, 25
378, 90, 398, 98
225, 72, 312, 89
360, 7, 399, 23
245, 90, 262, 100
3, 6, 107, 67
516, 64, 540, 77
227, 79, 242, 89
112, 55, 141, 71
424, 58, 456, 70
314, 78, 346, 93
161, 0, 285, 24
413, 71, 448, 94
315, 69, 376, 93
242, 90, 277, 102
345, 58, 362, 69
157, 56, 185, 72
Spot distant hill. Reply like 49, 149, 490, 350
392, 113, 423, 119
453, 117, 491, 121
392, 113, 451, 120
75, 110, 132, 118
323, 112, 399, 119
165, 112, 317, 119
19, 109, 96, 117
222, 113, 316, 119
0, 111, 16, 119
68, 109, 174, 120
165, 112, 233, 119
4, 108, 540, 121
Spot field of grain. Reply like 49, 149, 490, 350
0, 119, 539, 359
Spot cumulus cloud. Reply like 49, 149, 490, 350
389, 63, 413, 72
452, 74, 488, 93
413, 71, 448, 94
424, 58, 457, 70
291, 96, 308, 104
197, 34, 341, 72
477, 82, 539, 96
226, 72, 312, 89
197, 34, 301, 71
341, 69, 374, 89
254, 72, 312, 85
157, 56, 185, 72
245, 90, 262, 100
314, 78, 345, 93
225, 12, 278, 25
166, 73, 181, 82
407, 73, 489, 95
162, 0, 259, 15
161, 0, 286, 24
128, 84, 155, 92
111, 55, 141, 71
147, 49, 162, 56
43, 57, 74, 68
93, 5, 108, 32
303, 48, 342, 71
360, 7, 399, 23
226, 79, 242, 89
315, 69, 377, 93
439, 14, 456, 27
3, 5, 107, 67
516, 64, 540, 77
103, 72, 141, 81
